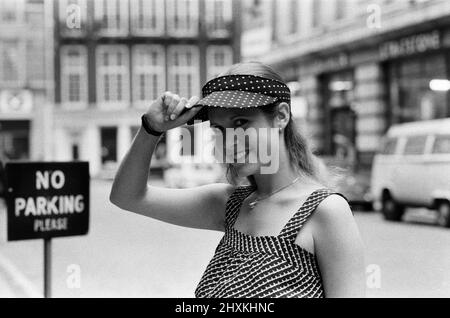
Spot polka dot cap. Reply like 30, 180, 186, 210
187, 74, 291, 125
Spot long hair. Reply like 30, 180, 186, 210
217, 61, 337, 189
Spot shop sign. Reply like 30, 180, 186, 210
311, 53, 350, 73
379, 30, 441, 60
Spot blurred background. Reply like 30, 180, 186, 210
0, 0, 449, 298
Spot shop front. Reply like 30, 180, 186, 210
385, 51, 449, 124
294, 27, 450, 171
0, 120, 30, 160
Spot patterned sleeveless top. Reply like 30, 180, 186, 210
195, 185, 348, 298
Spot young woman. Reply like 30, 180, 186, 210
110, 62, 365, 298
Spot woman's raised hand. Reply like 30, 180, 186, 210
143, 92, 202, 133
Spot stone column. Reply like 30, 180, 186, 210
303, 75, 325, 154
353, 63, 387, 168
117, 124, 131, 163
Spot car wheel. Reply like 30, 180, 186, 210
436, 201, 450, 228
382, 193, 404, 221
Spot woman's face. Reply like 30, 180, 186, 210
208, 107, 279, 178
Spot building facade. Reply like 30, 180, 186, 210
54, 0, 241, 177
0, 0, 53, 163
243, 0, 450, 171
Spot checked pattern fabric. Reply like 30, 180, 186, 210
195, 185, 348, 298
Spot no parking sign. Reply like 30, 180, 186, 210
5, 162, 90, 241
4, 161, 90, 297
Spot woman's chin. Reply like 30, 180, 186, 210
232, 163, 259, 178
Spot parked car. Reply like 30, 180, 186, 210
371, 118, 450, 227
334, 169, 372, 210
320, 156, 373, 210
164, 163, 224, 188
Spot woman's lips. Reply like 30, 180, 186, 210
233, 149, 250, 163
224, 147, 250, 163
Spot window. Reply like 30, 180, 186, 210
167, 46, 200, 98
205, 0, 232, 37
432, 135, 450, 154
59, 0, 87, 35
403, 136, 427, 155
335, 0, 347, 20
101, 127, 117, 164
96, 46, 130, 109
61, 46, 88, 108
206, 46, 233, 80
132, 45, 165, 107
0, 40, 24, 85
288, 0, 298, 35
0, 0, 23, 24
72, 144, 80, 161
130, 0, 165, 35
26, 37, 45, 85
388, 53, 448, 123
312, 0, 323, 28
166, 0, 199, 37
94, 0, 129, 35
381, 137, 398, 155
274, 0, 298, 40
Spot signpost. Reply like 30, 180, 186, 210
4, 162, 90, 298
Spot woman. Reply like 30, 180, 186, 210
110, 62, 365, 298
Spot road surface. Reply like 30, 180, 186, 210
0, 180, 449, 297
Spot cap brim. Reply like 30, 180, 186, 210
186, 91, 278, 125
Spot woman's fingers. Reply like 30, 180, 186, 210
186, 96, 201, 109
177, 101, 203, 123
162, 91, 173, 109
170, 97, 189, 120
167, 95, 201, 121
166, 93, 181, 121
170, 95, 201, 121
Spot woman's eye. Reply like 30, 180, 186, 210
234, 119, 248, 127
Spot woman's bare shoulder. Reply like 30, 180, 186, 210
309, 192, 355, 236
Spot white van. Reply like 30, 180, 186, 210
371, 118, 450, 227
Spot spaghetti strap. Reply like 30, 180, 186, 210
224, 185, 254, 228
278, 189, 349, 242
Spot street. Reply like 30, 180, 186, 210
1, 180, 449, 298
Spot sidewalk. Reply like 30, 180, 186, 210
0, 201, 41, 298
0, 271, 16, 297
0, 252, 42, 298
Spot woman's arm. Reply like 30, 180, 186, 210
312, 194, 366, 298
110, 92, 234, 231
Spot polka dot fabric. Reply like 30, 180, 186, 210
187, 75, 291, 125
195, 186, 349, 298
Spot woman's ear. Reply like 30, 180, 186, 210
275, 102, 290, 129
